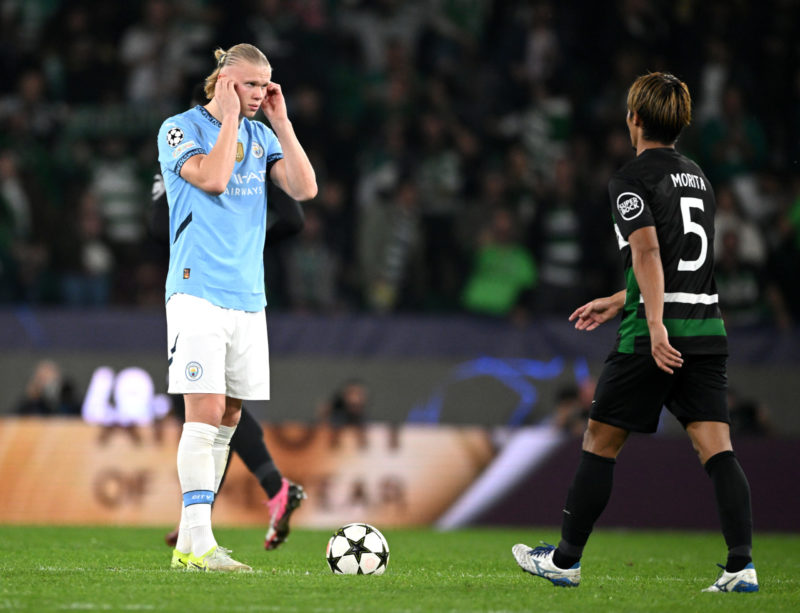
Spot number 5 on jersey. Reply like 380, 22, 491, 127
677, 197, 707, 272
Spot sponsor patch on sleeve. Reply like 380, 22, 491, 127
616, 192, 645, 221
171, 140, 197, 158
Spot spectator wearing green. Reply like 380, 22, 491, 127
461, 207, 537, 318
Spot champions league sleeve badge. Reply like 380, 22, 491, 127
166, 127, 185, 147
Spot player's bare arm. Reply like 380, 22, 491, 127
263, 82, 318, 202
179, 76, 240, 195
628, 226, 683, 374
569, 290, 626, 331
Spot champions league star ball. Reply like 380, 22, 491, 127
326, 523, 390, 575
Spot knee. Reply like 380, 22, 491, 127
221, 397, 243, 427
184, 393, 226, 424
582, 421, 627, 458
686, 421, 732, 465
694, 442, 733, 466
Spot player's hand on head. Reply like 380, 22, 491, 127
261, 82, 288, 122
215, 75, 240, 121
649, 323, 683, 374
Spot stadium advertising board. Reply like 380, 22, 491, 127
0, 419, 499, 527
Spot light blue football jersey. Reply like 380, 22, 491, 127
157, 105, 283, 311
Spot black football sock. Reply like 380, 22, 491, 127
554, 450, 616, 569
704, 451, 753, 572
229, 406, 284, 498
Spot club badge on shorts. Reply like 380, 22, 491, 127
185, 361, 203, 381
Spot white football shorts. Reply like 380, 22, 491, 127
166, 293, 270, 399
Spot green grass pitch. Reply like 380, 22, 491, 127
1, 526, 798, 612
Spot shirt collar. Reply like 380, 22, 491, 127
196, 105, 221, 128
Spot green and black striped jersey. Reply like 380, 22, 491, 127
609, 147, 727, 355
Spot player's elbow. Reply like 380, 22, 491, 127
201, 180, 228, 197
631, 243, 660, 261
187, 173, 227, 196
642, 246, 662, 261
295, 182, 318, 202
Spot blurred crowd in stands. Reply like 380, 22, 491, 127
0, 0, 798, 327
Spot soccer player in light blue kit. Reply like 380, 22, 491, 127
157, 43, 317, 572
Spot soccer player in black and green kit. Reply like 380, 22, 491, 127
512, 72, 758, 593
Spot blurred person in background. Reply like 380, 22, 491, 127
764, 180, 800, 329
157, 43, 316, 572
57, 189, 115, 307
15, 359, 79, 416
529, 157, 589, 314
314, 178, 359, 307
503, 144, 539, 236
457, 167, 510, 253
0, 148, 51, 303
700, 84, 767, 185
0, 68, 64, 144
727, 388, 773, 438
285, 204, 339, 312
551, 379, 595, 438
16, 359, 62, 415
715, 230, 769, 328
414, 111, 464, 309
317, 378, 369, 449
119, 0, 209, 108
0, 149, 33, 299
712, 183, 766, 267
41, 3, 118, 105
695, 39, 732, 124
88, 138, 147, 285
358, 177, 425, 312
460, 206, 537, 323
513, 73, 758, 593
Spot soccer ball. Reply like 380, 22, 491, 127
326, 523, 390, 575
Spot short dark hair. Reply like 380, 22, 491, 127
627, 72, 692, 145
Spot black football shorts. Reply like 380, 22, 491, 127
590, 351, 729, 433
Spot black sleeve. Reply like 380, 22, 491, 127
608, 171, 654, 240
148, 173, 171, 245
265, 185, 305, 247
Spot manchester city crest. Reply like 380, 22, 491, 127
185, 361, 203, 381
252, 142, 264, 158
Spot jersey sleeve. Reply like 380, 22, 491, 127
608, 171, 654, 240
148, 172, 170, 244
157, 115, 205, 177
263, 126, 284, 181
